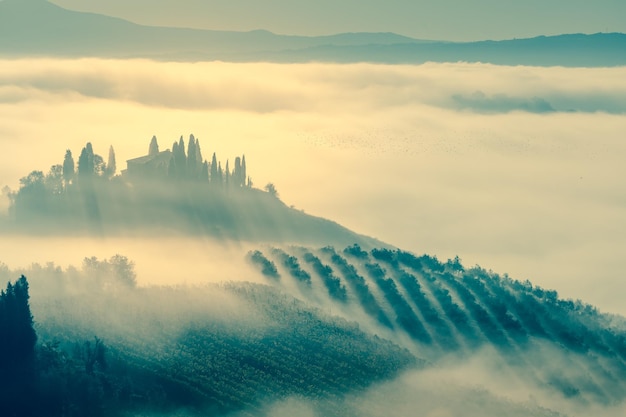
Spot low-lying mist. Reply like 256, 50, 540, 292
0, 58, 625, 317
0, 235, 261, 286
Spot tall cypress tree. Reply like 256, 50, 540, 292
62, 150, 75, 187
210, 153, 218, 185
77, 143, 95, 177
106, 146, 116, 178
233, 157, 241, 187
195, 139, 204, 178
241, 155, 247, 188
187, 135, 197, 179
0, 276, 37, 416
176, 136, 187, 179
149, 135, 159, 156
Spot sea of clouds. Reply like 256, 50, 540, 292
0, 59, 625, 315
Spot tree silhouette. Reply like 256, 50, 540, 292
242, 155, 247, 188
0, 275, 37, 416
195, 138, 204, 176
77, 143, 95, 177
149, 135, 159, 157
93, 154, 106, 177
234, 156, 242, 187
106, 145, 117, 178
265, 183, 279, 198
187, 134, 197, 179
210, 152, 218, 185
174, 136, 187, 179
62, 149, 75, 186
45, 165, 63, 195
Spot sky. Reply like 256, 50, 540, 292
49, 0, 626, 41
1, 59, 625, 316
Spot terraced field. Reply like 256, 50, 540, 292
250, 244, 626, 405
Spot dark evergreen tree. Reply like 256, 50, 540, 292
175, 136, 187, 179
195, 139, 204, 173
169, 141, 180, 179
233, 156, 242, 187
187, 134, 197, 179
210, 152, 218, 184
149, 135, 159, 156
0, 276, 37, 416
77, 143, 95, 177
241, 155, 247, 187
106, 145, 116, 178
62, 149, 75, 186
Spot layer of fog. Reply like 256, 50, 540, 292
0, 59, 625, 316
243, 345, 626, 417
341, 350, 626, 417
0, 236, 262, 287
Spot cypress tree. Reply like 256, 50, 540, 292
210, 153, 218, 185
176, 136, 187, 178
77, 143, 95, 177
149, 135, 159, 156
241, 155, 247, 188
0, 276, 37, 416
225, 160, 230, 188
195, 139, 204, 177
62, 149, 75, 186
106, 145, 116, 178
234, 157, 241, 187
187, 135, 197, 179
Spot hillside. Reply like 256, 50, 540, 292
1, 0, 625, 66
248, 244, 626, 407
0, 267, 416, 416
4, 254, 617, 417
0, 137, 382, 248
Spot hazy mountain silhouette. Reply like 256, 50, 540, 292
1, 0, 624, 66
0, 0, 420, 60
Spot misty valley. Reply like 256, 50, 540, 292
1, 136, 626, 417
1, 1, 625, 416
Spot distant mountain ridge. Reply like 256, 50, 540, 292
1, 0, 624, 66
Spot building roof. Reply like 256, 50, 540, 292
127, 150, 172, 166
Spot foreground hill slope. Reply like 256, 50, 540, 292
2, 257, 595, 417
27, 276, 416, 416
1, 0, 624, 66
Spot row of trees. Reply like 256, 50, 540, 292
148, 135, 251, 188
3, 135, 278, 225
62, 143, 117, 186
